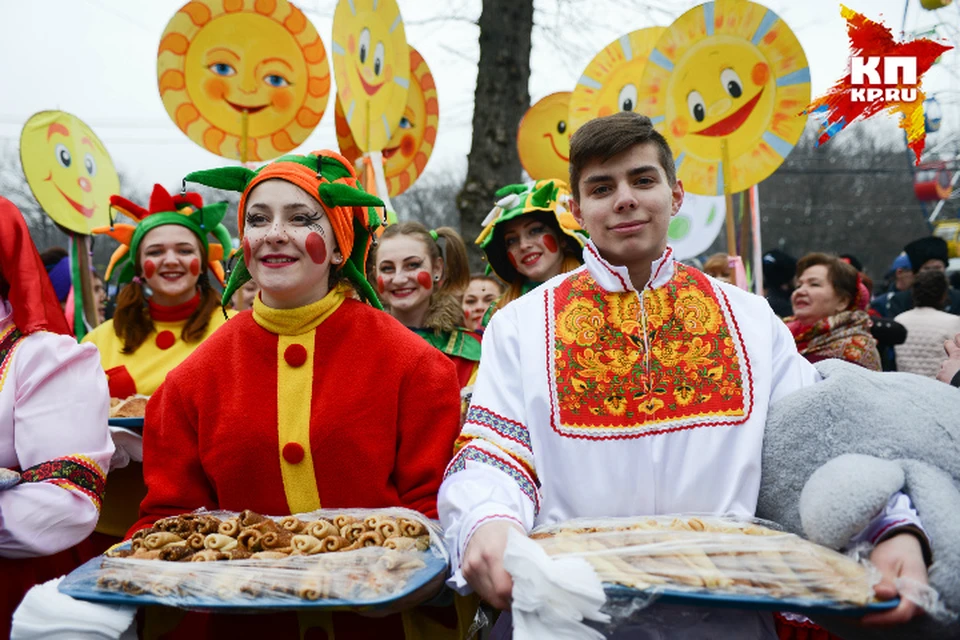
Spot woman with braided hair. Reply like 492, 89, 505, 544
129, 151, 465, 638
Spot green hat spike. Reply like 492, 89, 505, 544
318, 182, 384, 209
529, 180, 558, 209
193, 201, 228, 232
221, 252, 252, 308
184, 166, 257, 193
495, 183, 530, 199
341, 261, 382, 310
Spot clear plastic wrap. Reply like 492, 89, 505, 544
530, 515, 889, 614
59, 507, 448, 610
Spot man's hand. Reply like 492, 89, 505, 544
461, 520, 524, 610
937, 334, 960, 385
860, 532, 929, 625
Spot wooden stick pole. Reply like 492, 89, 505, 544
721, 140, 736, 257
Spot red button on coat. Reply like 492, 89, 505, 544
284, 344, 307, 367
155, 330, 176, 350
282, 442, 305, 464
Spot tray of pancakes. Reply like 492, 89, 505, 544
59, 508, 448, 611
530, 515, 898, 617
108, 395, 148, 429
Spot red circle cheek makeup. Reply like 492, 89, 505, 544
416, 271, 433, 289
543, 235, 559, 253
143, 260, 156, 279
189, 258, 200, 276
377, 276, 386, 294
242, 238, 252, 265
305, 232, 327, 264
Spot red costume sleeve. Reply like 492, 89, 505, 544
394, 349, 461, 519
128, 379, 217, 537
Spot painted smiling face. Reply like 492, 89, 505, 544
332, 0, 410, 153
335, 45, 437, 196
638, 0, 810, 195
159, 0, 330, 161
20, 111, 119, 235
568, 27, 664, 135
517, 92, 572, 181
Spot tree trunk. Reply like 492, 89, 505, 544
457, 0, 533, 269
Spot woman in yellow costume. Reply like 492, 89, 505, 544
82, 185, 233, 546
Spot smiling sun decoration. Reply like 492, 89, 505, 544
517, 92, 572, 182
332, 0, 410, 154
20, 111, 120, 235
158, 0, 330, 162
639, 0, 810, 195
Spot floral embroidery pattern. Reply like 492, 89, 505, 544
549, 265, 752, 439
0, 325, 24, 394
445, 443, 540, 514
20, 454, 107, 511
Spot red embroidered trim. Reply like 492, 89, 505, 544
871, 518, 910, 544
650, 246, 673, 284
585, 243, 630, 291
20, 454, 106, 510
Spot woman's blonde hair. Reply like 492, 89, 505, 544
373, 221, 471, 332
495, 254, 581, 311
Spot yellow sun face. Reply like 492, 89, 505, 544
19, 111, 120, 235
568, 27, 664, 135
332, 0, 410, 153
158, 0, 330, 161
336, 45, 438, 196
517, 92, 571, 182
638, 0, 810, 195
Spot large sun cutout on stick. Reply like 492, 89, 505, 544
638, 0, 810, 195
336, 45, 438, 197
332, 0, 410, 154
158, 0, 330, 162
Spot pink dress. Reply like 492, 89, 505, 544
0, 297, 113, 637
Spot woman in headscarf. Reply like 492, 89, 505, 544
0, 197, 113, 638
787, 252, 881, 371
130, 151, 466, 638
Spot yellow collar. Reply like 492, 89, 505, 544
253, 286, 346, 336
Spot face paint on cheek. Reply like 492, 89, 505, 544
189, 258, 200, 276
542, 235, 559, 253
143, 260, 156, 279
507, 253, 518, 269
416, 271, 433, 290
242, 237, 252, 265
305, 232, 327, 264
377, 276, 385, 294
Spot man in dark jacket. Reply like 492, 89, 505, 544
876, 236, 960, 318
762, 249, 795, 317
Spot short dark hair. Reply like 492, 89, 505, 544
796, 253, 859, 309
913, 270, 948, 309
569, 112, 677, 201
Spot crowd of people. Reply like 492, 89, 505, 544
2, 113, 958, 639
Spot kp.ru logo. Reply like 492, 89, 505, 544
849, 56, 918, 103
804, 5, 951, 163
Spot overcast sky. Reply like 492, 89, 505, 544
1, 0, 957, 196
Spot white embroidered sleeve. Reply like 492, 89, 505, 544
0, 334, 113, 558
438, 308, 538, 592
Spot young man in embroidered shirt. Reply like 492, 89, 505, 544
438, 112, 929, 638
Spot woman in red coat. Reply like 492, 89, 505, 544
133, 151, 465, 639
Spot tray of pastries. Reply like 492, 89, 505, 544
108, 395, 148, 428
59, 508, 448, 610
530, 515, 897, 617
